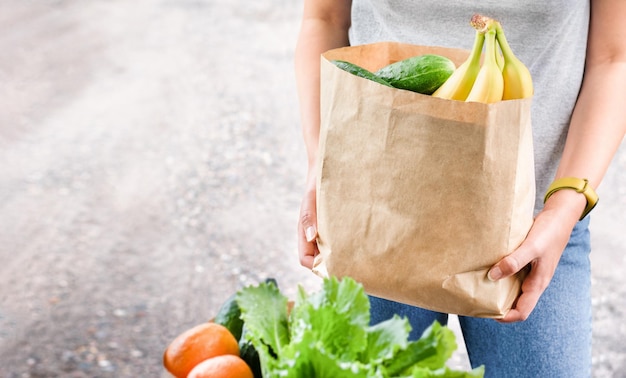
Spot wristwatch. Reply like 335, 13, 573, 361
544, 177, 598, 221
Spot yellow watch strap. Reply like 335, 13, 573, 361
544, 177, 598, 220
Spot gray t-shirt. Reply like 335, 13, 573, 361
349, 1, 590, 212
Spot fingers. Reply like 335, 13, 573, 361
489, 209, 575, 322
301, 212, 317, 243
492, 249, 558, 323
497, 261, 552, 323
488, 244, 545, 322
487, 251, 526, 281
298, 234, 318, 269
297, 213, 318, 269
298, 187, 318, 269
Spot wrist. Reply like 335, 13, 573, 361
543, 189, 585, 219
543, 177, 598, 221
305, 163, 318, 189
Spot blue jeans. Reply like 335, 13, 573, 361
369, 217, 592, 378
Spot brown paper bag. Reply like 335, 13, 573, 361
312, 42, 535, 318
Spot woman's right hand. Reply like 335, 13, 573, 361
297, 175, 318, 269
294, 0, 352, 269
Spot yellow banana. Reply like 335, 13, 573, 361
495, 22, 533, 100
432, 30, 485, 101
465, 23, 503, 104
496, 47, 505, 72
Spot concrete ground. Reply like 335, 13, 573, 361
0, 1, 624, 377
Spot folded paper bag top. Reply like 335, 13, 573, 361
312, 42, 535, 318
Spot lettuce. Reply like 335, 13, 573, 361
236, 277, 484, 378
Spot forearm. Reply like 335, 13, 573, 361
548, 0, 626, 220
557, 63, 626, 187
294, 18, 350, 174
546, 62, 626, 221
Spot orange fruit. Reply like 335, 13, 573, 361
187, 354, 254, 378
163, 322, 239, 378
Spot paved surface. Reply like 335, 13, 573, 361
0, 1, 624, 377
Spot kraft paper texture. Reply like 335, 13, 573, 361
312, 42, 535, 318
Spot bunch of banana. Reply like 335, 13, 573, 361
495, 20, 534, 100
433, 14, 533, 103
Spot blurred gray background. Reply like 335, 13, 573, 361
0, 1, 624, 377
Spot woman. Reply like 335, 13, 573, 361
294, 1, 626, 376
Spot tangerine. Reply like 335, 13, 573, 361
187, 354, 254, 378
163, 322, 239, 378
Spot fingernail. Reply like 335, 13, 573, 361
488, 266, 502, 281
305, 226, 317, 242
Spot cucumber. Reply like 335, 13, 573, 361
375, 54, 456, 95
213, 292, 244, 340
239, 325, 263, 378
331, 60, 393, 87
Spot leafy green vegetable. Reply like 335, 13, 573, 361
236, 277, 484, 378
235, 280, 289, 375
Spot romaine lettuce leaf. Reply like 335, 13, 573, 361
236, 277, 484, 378
361, 315, 411, 365
407, 365, 485, 378
236, 280, 290, 375
383, 321, 461, 376
289, 277, 369, 362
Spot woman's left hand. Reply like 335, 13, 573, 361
491, 0, 626, 323
487, 189, 586, 322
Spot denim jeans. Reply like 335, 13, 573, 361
369, 217, 592, 378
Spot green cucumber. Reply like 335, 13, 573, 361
375, 54, 456, 95
331, 60, 393, 87
213, 292, 244, 340
239, 325, 263, 378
